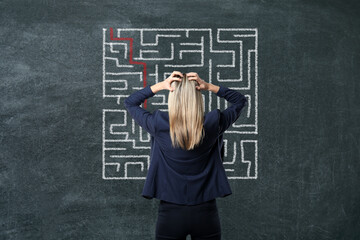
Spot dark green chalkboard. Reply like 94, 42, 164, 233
1, 0, 359, 239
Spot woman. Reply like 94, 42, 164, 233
124, 71, 248, 240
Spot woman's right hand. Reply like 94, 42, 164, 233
163, 71, 183, 92
187, 72, 209, 91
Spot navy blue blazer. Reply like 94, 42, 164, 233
124, 85, 247, 205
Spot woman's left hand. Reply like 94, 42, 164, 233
163, 71, 183, 92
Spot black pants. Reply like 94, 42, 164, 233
155, 199, 221, 240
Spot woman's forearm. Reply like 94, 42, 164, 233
208, 83, 220, 94
150, 82, 164, 94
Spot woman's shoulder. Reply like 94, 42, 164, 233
204, 109, 220, 122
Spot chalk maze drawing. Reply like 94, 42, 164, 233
102, 28, 258, 180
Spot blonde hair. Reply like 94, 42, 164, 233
168, 73, 205, 150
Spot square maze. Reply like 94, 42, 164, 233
102, 28, 258, 180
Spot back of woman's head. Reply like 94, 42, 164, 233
168, 73, 205, 150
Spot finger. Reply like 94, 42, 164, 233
171, 71, 184, 77
171, 74, 182, 80
188, 72, 198, 77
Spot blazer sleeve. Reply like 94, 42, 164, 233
124, 85, 157, 136
216, 85, 248, 135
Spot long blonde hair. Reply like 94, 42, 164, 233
168, 73, 205, 150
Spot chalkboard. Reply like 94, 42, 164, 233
1, 0, 359, 239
